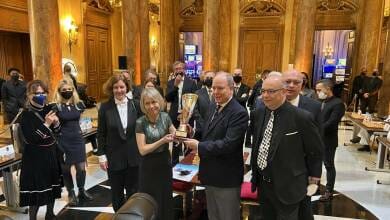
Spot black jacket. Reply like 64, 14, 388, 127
197, 98, 249, 187
250, 102, 323, 205
233, 83, 250, 108
319, 96, 345, 149
97, 98, 142, 171
1, 79, 26, 114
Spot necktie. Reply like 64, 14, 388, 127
321, 102, 325, 111
210, 105, 221, 123
257, 111, 274, 170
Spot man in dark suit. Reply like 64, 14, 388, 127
131, 69, 164, 100
165, 61, 198, 164
97, 75, 142, 211
315, 79, 345, 201
1, 67, 26, 123
360, 69, 383, 114
250, 74, 323, 220
232, 68, 250, 108
350, 67, 367, 112
194, 71, 215, 132
247, 69, 271, 110
184, 72, 248, 220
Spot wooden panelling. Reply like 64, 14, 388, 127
239, 30, 281, 87
84, 6, 111, 28
0, 31, 32, 80
0, 2, 28, 33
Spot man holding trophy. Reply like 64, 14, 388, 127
184, 72, 249, 220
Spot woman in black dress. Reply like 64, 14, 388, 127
136, 88, 176, 220
54, 78, 93, 206
97, 73, 142, 211
18, 80, 62, 220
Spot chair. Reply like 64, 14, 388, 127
112, 193, 158, 220
240, 182, 259, 219
172, 180, 195, 219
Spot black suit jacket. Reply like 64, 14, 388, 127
197, 98, 249, 188
298, 95, 321, 125
319, 96, 345, 149
250, 102, 323, 205
97, 98, 142, 171
233, 83, 250, 107
165, 77, 198, 127
247, 80, 263, 109
194, 87, 214, 131
132, 85, 164, 100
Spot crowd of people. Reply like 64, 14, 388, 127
2, 61, 383, 220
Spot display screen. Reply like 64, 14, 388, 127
184, 45, 197, 55
338, 58, 347, 66
187, 55, 195, 61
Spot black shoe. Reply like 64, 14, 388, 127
358, 145, 370, 152
68, 189, 79, 206
45, 213, 57, 220
350, 137, 361, 143
78, 188, 93, 201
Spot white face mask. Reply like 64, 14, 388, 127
317, 91, 327, 100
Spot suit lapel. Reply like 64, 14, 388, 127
111, 99, 127, 140
126, 99, 135, 135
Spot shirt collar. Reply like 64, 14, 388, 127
289, 95, 300, 107
217, 96, 233, 112
115, 97, 128, 105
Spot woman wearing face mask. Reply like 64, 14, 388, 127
18, 80, 62, 220
53, 78, 92, 206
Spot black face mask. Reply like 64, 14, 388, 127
204, 78, 213, 88
11, 74, 19, 81
233, 76, 242, 83
60, 91, 73, 99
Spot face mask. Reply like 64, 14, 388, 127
60, 91, 73, 99
317, 91, 327, 100
31, 94, 47, 108
233, 76, 242, 83
11, 74, 19, 81
204, 78, 213, 88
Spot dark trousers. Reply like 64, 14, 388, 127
258, 180, 301, 220
298, 196, 314, 220
108, 166, 139, 212
324, 146, 337, 192
360, 96, 378, 114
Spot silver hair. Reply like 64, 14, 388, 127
266, 72, 287, 88
216, 71, 234, 89
268, 71, 283, 77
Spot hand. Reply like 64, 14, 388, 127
44, 110, 57, 126
251, 183, 257, 193
99, 161, 108, 171
183, 138, 199, 153
241, 93, 248, 98
363, 93, 369, 98
174, 73, 183, 87
308, 176, 320, 185
162, 134, 175, 144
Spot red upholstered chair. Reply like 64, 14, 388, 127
172, 180, 195, 219
240, 182, 259, 219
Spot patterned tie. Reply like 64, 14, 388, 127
257, 111, 274, 170
210, 104, 221, 123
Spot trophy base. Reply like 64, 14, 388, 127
175, 130, 188, 138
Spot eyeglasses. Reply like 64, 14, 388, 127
285, 80, 303, 85
260, 88, 283, 95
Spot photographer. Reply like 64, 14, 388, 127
165, 61, 197, 164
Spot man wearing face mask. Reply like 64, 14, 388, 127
1, 67, 27, 123
315, 79, 345, 201
232, 68, 250, 108
194, 71, 215, 133
360, 69, 383, 114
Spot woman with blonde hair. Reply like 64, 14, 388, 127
136, 87, 176, 219
54, 78, 92, 206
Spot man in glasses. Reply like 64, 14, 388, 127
250, 74, 323, 220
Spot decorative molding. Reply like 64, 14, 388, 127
180, 0, 203, 17
240, 0, 285, 17
317, 0, 358, 14
85, 0, 113, 13
149, 3, 159, 15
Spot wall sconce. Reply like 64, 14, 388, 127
322, 42, 333, 58
150, 36, 159, 72
63, 17, 79, 54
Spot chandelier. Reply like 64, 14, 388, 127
322, 42, 333, 58
109, 0, 122, 8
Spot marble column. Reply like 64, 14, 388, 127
122, 0, 140, 84
355, 0, 384, 73
294, 0, 316, 75
218, 0, 231, 72
378, 20, 390, 116
203, 0, 220, 72
160, 0, 175, 77
28, 0, 62, 96
139, 0, 150, 81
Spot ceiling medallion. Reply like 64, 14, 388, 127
317, 0, 357, 14
180, 0, 203, 17
241, 0, 284, 17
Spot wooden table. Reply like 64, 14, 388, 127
344, 112, 385, 133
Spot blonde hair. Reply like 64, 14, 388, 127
140, 88, 166, 115
54, 78, 81, 104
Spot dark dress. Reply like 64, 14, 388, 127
135, 112, 173, 220
56, 103, 86, 164
19, 106, 62, 207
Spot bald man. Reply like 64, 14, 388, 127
250, 75, 323, 220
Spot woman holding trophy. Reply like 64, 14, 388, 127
135, 88, 176, 220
